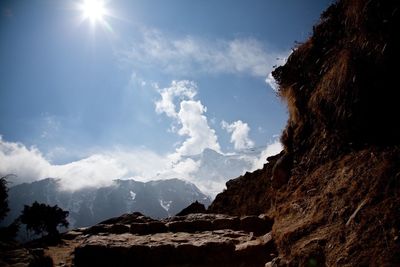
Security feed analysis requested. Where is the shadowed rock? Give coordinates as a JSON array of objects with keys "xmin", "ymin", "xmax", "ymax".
[
  {"xmin": 175, "ymin": 201, "xmax": 207, "ymax": 216},
  {"xmin": 72, "ymin": 213, "xmax": 276, "ymax": 267}
]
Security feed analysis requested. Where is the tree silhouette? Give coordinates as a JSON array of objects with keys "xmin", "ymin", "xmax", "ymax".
[
  {"xmin": 20, "ymin": 201, "xmax": 69, "ymax": 239},
  {"xmin": 0, "ymin": 175, "xmax": 20, "ymax": 241},
  {"xmin": 0, "ymin": 176, "xmax": 10, "ymax": 221}
]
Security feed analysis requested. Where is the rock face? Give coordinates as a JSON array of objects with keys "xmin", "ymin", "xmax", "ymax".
[
  {"xmin": 209, "ymin": 153, "xmax": 281, "ymax": 216},
  {"xmin": 211, "ymin": 0, "xmax": 400, "ymax": 266},
  {"xmin": 70, "ymin": 212, "xmax": 275, "ymax": 267}
]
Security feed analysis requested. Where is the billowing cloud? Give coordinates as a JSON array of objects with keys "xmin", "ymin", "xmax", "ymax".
[
  {"xmin": 0, "ymin": 136, "xmax": 169, "ymax": 191},
  {"xmin": 50, "ymin": 154, "xmax": 128, "ymax": 191},
  {"xmin": 155, "ymin": 81, "xmax": 220, "ymax": 157},
  {"xmin": 123, "ymin": 29, "xmax": 286, "ymax": 78},
  {"xmin": 176, "ymin": 100, "xmax": 220, "ymax": 156},
  {"xmin": 0, "ymin": 137, "xmax": 52, "ymax": 185},
  {"xmin": 155, "ymin": 80, "xmax": 197, "ymax": 118},
  {"xmin": 221, "ymin": 120, "xmax": 254, "ymax": 150}
]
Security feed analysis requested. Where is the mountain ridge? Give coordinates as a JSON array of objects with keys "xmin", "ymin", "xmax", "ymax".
[{"xmin": 3, "ymin": 177, "xmax": 211, "ymax": 230}]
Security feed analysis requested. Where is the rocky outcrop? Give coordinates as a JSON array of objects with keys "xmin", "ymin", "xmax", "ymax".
[
  {"xmin": 66, "ymin": 212, "xmax": 275, "ymax": 267},
  {"xmin": 211, "ymin": 0, "xmax": 400, "ymax": 266},
  {"xmin": 175, "ymin": 201, "xmax": 206, "ymax": 216},
  {"xmin": 208, "ymin": 153, "xmax": 280, "ymax": 216},
  {"xmin": 75, "ymin": 231, "xmax": 274, "ymax": 267}
]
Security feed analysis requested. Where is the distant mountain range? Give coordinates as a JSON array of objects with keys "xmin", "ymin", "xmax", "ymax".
[
  {"xmin": 1, "ymin": 147, "xmax": 266, "ymax": 231},
  {"xmin": 2, "ymin": 178, "xmax": 211, "ymax": 229}
]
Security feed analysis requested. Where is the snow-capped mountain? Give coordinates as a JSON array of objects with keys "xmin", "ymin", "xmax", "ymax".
[
  {"xmin": 2, "ymin": 178, "xmax": 211, "ymax": 229},
  {"xmin": 183, "ymin": 147, "xmax": 265, "ymax": 196},
  {"xmin": 189, "ymin": 148, "xmax": 258, "ymax": 181}
]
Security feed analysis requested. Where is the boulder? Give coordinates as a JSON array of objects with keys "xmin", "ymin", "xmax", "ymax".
[{"xmin": 175, "ymin": 201, "xmax": 207, "ymax": 216}]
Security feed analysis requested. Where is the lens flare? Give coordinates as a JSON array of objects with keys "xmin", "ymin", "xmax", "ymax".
[{"xmin": 80, "ymin": 0, "xmax": 106, "ymax": 24}]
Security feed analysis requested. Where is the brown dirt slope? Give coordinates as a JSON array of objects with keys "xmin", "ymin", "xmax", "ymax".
[{"xmin": 209, "ymin": 0, "xmax": 400, "ymax": 266}]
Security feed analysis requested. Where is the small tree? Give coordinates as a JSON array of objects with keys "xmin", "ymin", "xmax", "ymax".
[
  {"xmin": 0, "ymin": 176, "xmax": 10, "ymax": 221},
  {"xmin": 0, "ymin": 175, "xmax": 20, "ymax": 241},
  {"xmin": 20, "ymin": 201, "xmax": 69, "ymax": 239}
]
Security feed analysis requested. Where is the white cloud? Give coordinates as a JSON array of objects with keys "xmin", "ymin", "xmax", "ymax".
[
  {"xmin": 124, "ymin": 29, "xmax": 286, "ymax": 78},
  {"xmin": 155, "ymin": 81, "xmax": 220, "ymax": 157},
  {"xmin": 51, "ymin": 154, "xmax": 127, "ymax": 191},
  {"xmin": 155, "ymin": 80, "xmax": 197, "ymax": 118},
  {"xmin": 0, "ymin": 136, "xmax": 169, "ymax": 191},
  {"xmin": 221, "ymin": 120, "xmax": 254, "ymax": 150},
  {"xmin": 0, "ymin": 136, "xmax": 217, "ymax": 196},
  {"xmin": 176, "ymin": 100, "xmax": 220, "ymax": 156},
  {"xmin": 0, "ymin": 136, "xmax": 52, "ymax": 185},
  {"xmin": 251, "ymin": 139, "xmax": 283, "ymax": 171},
  {"xmin": 160, "ymin": 157, "xmax": 201, "ymax": 181},
  {"xmin": 0, "ymin": 135, "xmax": 283, "ymax": 198}
]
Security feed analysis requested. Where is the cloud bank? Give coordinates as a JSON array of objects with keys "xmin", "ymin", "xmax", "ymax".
[
  {"xmin": 0, "ymin": 136, "xmax": 281, "ymax": 196},
  {"xmin": 0, "ymin": 136, "xmax": 168, "ymax": 191}
]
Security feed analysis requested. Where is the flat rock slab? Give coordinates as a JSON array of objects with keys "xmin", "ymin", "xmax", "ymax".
[{"xmin": 74, "ymin": 230, "xmax": 275, "ymax": 267}]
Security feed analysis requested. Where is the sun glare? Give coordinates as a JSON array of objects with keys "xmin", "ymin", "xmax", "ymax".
[{"xmin": 80, "ymin": 0, "xmax": 106, "ymax": 23}]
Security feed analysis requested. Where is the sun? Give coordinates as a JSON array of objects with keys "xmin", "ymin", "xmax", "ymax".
[{"xmin": 79, "ymin": 0, "xmax": 107, "ymax": 24}]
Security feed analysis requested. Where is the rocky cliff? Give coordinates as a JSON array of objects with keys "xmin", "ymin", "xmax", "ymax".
[{"xmin": 210, "ymin": 0, "xmax": 400, "ymax": 266}]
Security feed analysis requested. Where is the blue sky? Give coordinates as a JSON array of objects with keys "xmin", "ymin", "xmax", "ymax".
[{"xmin": 0, "ymin": 0, "xmax": 332, "ymax": 194}]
